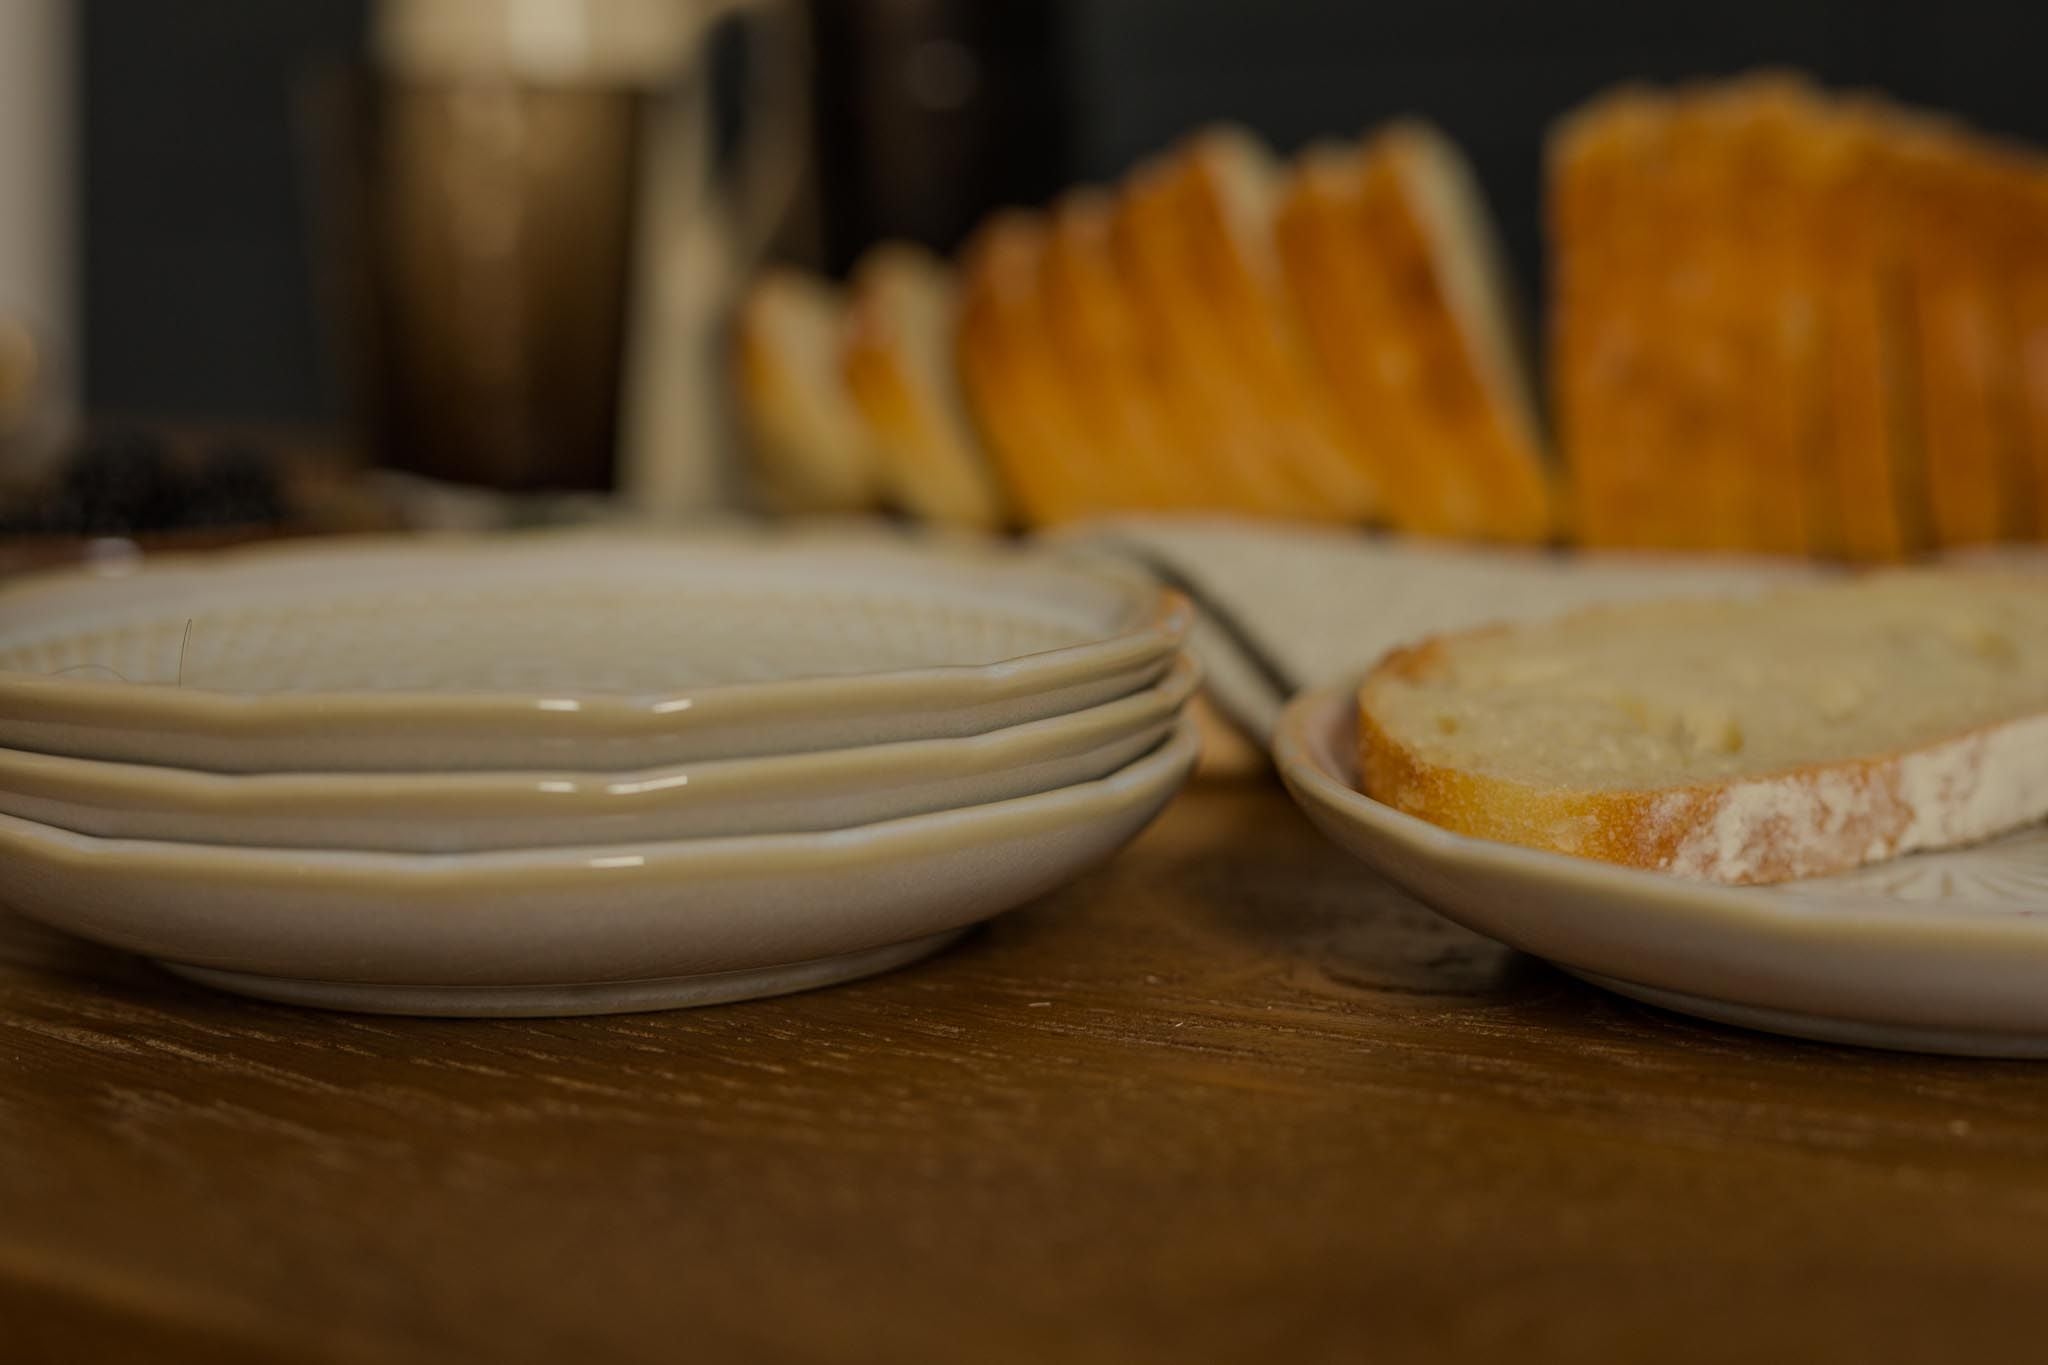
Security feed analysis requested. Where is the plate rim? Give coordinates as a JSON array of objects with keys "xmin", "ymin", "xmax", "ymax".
[
  {"xmin": 0, "ymin": 715, "xmax": 1202, "ymax": 888},
  {"xmin": 0, "ymin": 655, "xmax": 1200, "ymax": 823},
  {"xmin": 0, "ymin": 531, "xmax": 1192, "ymax": 735}
]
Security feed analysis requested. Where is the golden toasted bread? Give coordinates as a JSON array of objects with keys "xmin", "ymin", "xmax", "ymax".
[
  {"xmin": 1276, "ymin": 142, "xmax": 1444, "ymax": 530},
  {"xmin": 1039, "ymin": 189, "xmax": 1210, "ymax": 511},
  {"xmin": 1895, "ymin": 115, "xmax": 2027, "ymax": 547},
  {"xmin": 1722, "ymin": 76, "xmax": 1825, "ymax": 556},
  {"xmin": 1286, "ymin": 125, "xmax": 1551, "ymax": 542},
  {"xmin": 1360, "ymin": 120, "xmax": 1552, "ymax": 542},
  {"xmin": 842, "ymin": 243, "xmax": 1008, "ymax": 531},
  {"xmin": 1170, "ymin": 126, "xmax": 1384, "ymax": 521},
  {"xmin": 1813, "ymin": 97, "xmax": 1923, "ymax": 561},
  {"xmin": 1549, "ymin": 87, "xmax": 1665, "ymax": 548},
  {"xmin": 955, "ymin": 213, "xmax": 1111, "ymax": 526},
  {"xmin": 1281, "ymin": 135, "xmax": 1552, "ymax": 540},
  {"xmin": 1111, "ymin": 157, "xmax": 1321, "ymax": 520},
  {"xmin": 2018, "ymin": 163, "xmax": 2048, "ymax": 537},
  {"xmin": 733, "ymin": 270, "xmax": 882, "ymax": 514}
]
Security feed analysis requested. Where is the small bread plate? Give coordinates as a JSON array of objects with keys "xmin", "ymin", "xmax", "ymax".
[
  {"xmin": 0, "ymin": 655, "xmax": 1198, "ymax": 852},
  {"xmin": 1275, "ymin": 685, "xmax": 2048, "ymax": 1057},
  {"xmin": 0, "ymin": 719, "xmax": 1198, "ymax": 1017},
  {"xmin": 0, "ymin": 532, "xmax": 1190, "ymax": 771}
]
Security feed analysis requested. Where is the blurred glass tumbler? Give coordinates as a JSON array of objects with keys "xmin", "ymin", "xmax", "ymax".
[{"xmin": 314, "ymin": 0, "xmax": 804, "ymax": 496}]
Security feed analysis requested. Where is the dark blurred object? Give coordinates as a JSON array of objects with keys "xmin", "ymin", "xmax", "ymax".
[
  {"xmin": 75, "ymin": 0, "xmax": 2048, "ymax": 432},
  {"xmin": 81, "ymin": 1, "xmax": 363, "ymax": 425},
  {"xmin": 0, "ymin": 423, "xmax": 405, "ymax": 578},
  {"xmin": 40, "ymin": 430, "xmax": 190, "ymax": 536},
  {"xmin": 315, "ymin": 76, "xmax": 642, "ymax": 492},
  {"xmin": 305, "ymin": 0, "xmax": 807, "ymax": 501},
  {"xmin": 805, "ymin": 0, "xmax": 1072, "ymax": 274},
  {"xmin": 4, "ymin": 427, "xmax": 284, "ymax": 538}
]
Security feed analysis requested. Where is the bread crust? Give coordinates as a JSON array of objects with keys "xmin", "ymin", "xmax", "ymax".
[
  {"xmin": 1550, "ymin": 88, "xmax": 1673, "ymax": 548},
  {"xmin": 1814, "ymin": 100, "xmax": 1922, "ymax": 561},
  {"xmin": 1172, "ymin": 127, "xmax": 1383, "ymax": 521},
  {"xmin": 2001, "ymin": 156, "xmax": 2048, "ymax": 539},
  {"xmin": 1548, "ymin": 76, "xmax": 2044, "ymax": 562},
  {"xmin": 1896, "ymin": 120, "xmax": 2026, "ymax": 547},
  {"xmin": 2015, "ymin": 170, "xmax": 2048, "ymax": 544},
  {"xmin": 1367, "ymin": 122, "xmax": 1553, "ymax": 543},
  {"xmin": 733, "ymin": 271, "xmax": 879, "ymax": 513},
  {"xmin": 841, "ymin": 245, "xmax": 1008, "ymax": 530},
  {"xmin": 955, "ymin": 214, "xmax": 1112, "ymax": 526},
  {"xmin": 1039, "ymin": 189, "xmax": 1211, "ymax": 512},
  {"xmin": 1726, "ymin": 78, "xmax": 1822, "ymax": 557},
  {"xmin": 1110, "ymin": 159, "xmax": 1318, "ymax": 520},
  {"xmin": 1357, "ymin": 593, "xmax": 2048, "ymax": 885},
  {"xmin": 1276, "ymin": 144, "xmax": 1449, "ymax": 532}
]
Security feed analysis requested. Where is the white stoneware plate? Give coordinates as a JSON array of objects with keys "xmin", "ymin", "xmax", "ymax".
[
  {"xmin": 0, "ymin": 655, "xmax": 1198, "ymax": 851},
  {"xmin": 0, "ymin": 720, "xmax": 1199, "ymax": 1016},
  {"xmin": 0, "ymin": 532, "xmax": 1190, "ymax": 771},
  {"xmin": 1275, "ymin": 685, "xmax": 2048, "ymax": 1057}
]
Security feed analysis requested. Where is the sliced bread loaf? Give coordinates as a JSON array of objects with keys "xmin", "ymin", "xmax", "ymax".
[
  {"xmin": 1040, "ymin": 188, "xmax": 1212, "ymax": 511},
  {"xmin": 1895, "ymin": 117, "xmax": 2030, "ymax": 548},
  {"xmin": 1171, "ymin": 125, "xmax": 1384, "ymax": 521},
  {"xmin": 841, "ymin": 243, "xmax": 1009, "ymax": 531},
  {"xmin": 956, "ymin": 211, "xmax": 1119, "ymax": 526},
  {"xmin": 1277, "ymin": 142, "xmax": 1463, "ymax": 534},
  {"xmin": 1366, "ymin": 121, "xmax": 1553, "ymax": 544},
  {"xmin": 1358, "ymin": 571, "xmax": 2048, "ymax": 883},
  {"xmin": 1280, "ymin": 125, "xmax": 1552, "ymax": 542},
  {"xmin": 1812, "ymin": 97, "xmax": 1924, "ymax": 562},
  {"xmin": 1110, "ymin": 157, "xmax": 1318, "ymax": 520},
  {"xmin": 734, "ymin": 270, "xmax": 882, "ymax": 514},
  {"xmin": 2021, "ymin": 166, "xmax": 2048, "ymax": 538},
  {"xmin": 1548, "ymin": 86, "xmax": 1674, "ymax": 549}
]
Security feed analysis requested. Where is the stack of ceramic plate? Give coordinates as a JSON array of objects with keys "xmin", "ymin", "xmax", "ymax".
[{"xmin": 0, "ymin": 533, "xmax": 1199, "ymax": 1016}]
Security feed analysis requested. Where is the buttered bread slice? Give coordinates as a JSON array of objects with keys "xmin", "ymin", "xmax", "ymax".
[{"xmin": 1358, "ymin": 572, "xmax": 2048, "ymax": 884}]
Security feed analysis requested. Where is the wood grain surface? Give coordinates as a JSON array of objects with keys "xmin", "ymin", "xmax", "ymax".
[{"xmin": 4, "ymin": 781, "xmax": 2048, "ymax": 1364}]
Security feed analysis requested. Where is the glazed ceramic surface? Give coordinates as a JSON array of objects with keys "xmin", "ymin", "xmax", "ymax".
[
  {"xmin": 1275, "ymin": 686, "xmax": 2048, "ymax": 1056},
  {"xmin": 0, "ymin": 656, "xmax": 1197, "ymax": 851},
  {"xmin": 0, "ymin": 532, "xmax": 1189, "ymax": 771},
  {"xmin": 0, "ymin": 720, "xmax": 1199, "ymax": 1016}
]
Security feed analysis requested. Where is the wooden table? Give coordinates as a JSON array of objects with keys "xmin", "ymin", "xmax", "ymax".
[{"xmin": 5, "ymin": 780, "xmax": 2047, "ymax": 1364}]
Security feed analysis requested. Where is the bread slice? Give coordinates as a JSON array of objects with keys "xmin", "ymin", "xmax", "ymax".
[
  {"xmin": 1552, "ymin": 77, "xmax": 1992, "ymax": 561},
  {"xmin": 1363, "ymin": 121, "xmax": 1553, "ymax": 543},
  {"xmin": 1812, "ymin": 97, "xmax": 1923, "ymax": 561},
  {"xmin": 1276, "ymin": 142, "xmax": 1453, "ymax": 530},
  {"xmin": 1896, "ymin": 116, "xmax": 2028, "ymax": 548},
  {"xmin": 1110, "ymin": 156, "xmax": 1321, "ymax": 520},
  {"xmin": 2019, "ymin": 162, "xmax": 2048, "ymax": 538},
  {"xmin": 1634, "ymin": 84, "xmax": 1772, "ymax": 553},
  {"xmin": 1040, "ymin": 188, "xmax": 1214, "ymax": 511},
  {"xmin": 1357, "ymin": 571, "xmax": 2048, "ymax": 884},
  {"xmin": 1170, "ymin": 125, "xmax": 1384, "ymax": 521},
  {"xmin": 1983, "ymin": 142, "xmax": 2048, "ymax": 541},
  {"xmin": 955, "ymin": 212, "xmax": 1118, "ymax": 526},
  {"xmin": 1722, "ymin": 76, "xmax": 1826, "ymax": 557},
  {"xmin": 1549, "ymin": 86, "xmax": 1677, "ymax": 548},
  {"xmin": 841, "ymin": 243, "xmax": 1009, "ymax": 531},
  {"xmin": 1283, "ymin": 124, "xmax": 1552, "ymax": 541},
  {"xmin": 733, "ymin": 270, "xmax": 883, "ymax": 513}
]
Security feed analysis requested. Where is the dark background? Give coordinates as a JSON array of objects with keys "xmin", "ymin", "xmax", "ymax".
[{"xmin": 80, "ymin": 0, "xmax": 2048, "ymax": 428}]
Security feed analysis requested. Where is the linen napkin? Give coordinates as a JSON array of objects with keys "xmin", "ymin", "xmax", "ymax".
[{"xmin": 1055, "ymin": 517, "xmax": 1822, "ymax": 744}]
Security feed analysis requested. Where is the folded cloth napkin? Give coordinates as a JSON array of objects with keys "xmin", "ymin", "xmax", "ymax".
[
  {"xmin": 329, "ymin": 492, "xmax": 2043, "ymax": 749},
  {"xmin": 1054, "ymin": 518, "xmax": 1822, "ymax": 744}
]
